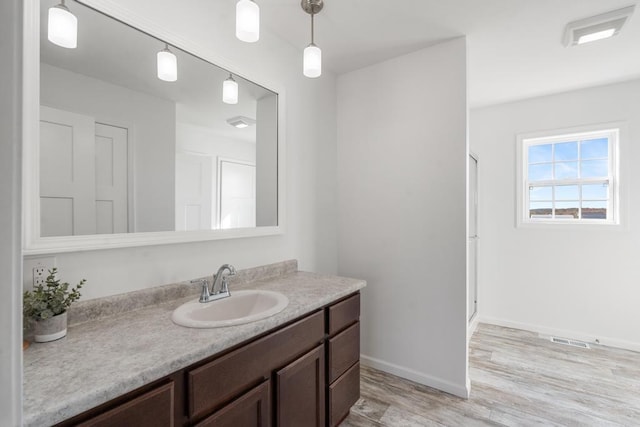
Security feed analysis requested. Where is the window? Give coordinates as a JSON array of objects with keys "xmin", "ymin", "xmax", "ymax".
[{"xmin": 519, "ymin": 127, "xmax": 619, "ymax": 225}]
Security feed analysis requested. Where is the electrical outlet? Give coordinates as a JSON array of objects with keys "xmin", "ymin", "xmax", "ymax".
[
  {"xmin": 33, "ymin": 266, "xmax": 48, "ymax": 287},
  {"xmin": 24, "ymin": 256, "xmax": 56, "ymax": 289}
]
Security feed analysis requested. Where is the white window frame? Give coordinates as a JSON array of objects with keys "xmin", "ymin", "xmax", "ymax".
[{"xmin": 516, "ymin": 124, "xmax": 623, "ymax": 228}]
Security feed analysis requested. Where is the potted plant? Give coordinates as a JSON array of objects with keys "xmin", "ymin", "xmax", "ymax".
[{"xmin": 23, "ymin": 268, "xmax": 86, "ymax": 343}]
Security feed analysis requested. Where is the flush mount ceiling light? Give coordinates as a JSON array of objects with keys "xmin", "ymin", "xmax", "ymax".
[
  {"xmin": 48, "ymin": 0, "xmax": 78, "ymax": 49},
  {"xmin": 236, "ymin": 0, "xmax": 260, "ymax": 43},
  {"xmin": 227, "ymin": 116, "xmax": 256, "ymax": 128},
  {"xmin": 223, "ymin": 74, "xmax": 239, "ymax": 104},
  {"xmin": 563, "ymin": 5, "xmax": 635, "ymax": 46},
  {"xmin": 301, "ymin": 0, "xmax": 323, "ymax": 78},
  {"xmin": 157, "ymin": 44, "xmax": 178, "ymax": 82}
]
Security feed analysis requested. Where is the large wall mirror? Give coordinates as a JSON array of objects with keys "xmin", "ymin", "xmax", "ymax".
[{"xmin": 24, "ymin": 0, "xmax": 284, "ymax": 254}]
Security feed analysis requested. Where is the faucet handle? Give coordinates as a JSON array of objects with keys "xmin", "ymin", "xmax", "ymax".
[{"xmin": 191, "ymin": 279, "xmax": 211, "ymax": 303}]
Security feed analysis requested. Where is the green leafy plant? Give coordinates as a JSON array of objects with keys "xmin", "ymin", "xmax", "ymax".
[{"xmin": 23, "ymin": 268, "xmax": 86, "ymax": 321}]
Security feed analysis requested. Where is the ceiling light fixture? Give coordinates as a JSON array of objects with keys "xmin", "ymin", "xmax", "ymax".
[
  {"xmin": 301, "ymin": 0, "xmax": 323, "ymax": 78},
  {"xmin": 227, "ymin": 116, "xmax": 256, "ymax": 128},
  {"xmin": 236, "ymin": 0, "xmax": 260, "ymax": 43},
  {"xmin": 48, "ymin": 0, "xmax": 78, "ymax": 49},
  {"xmin": 563, "ymin": 5, "xmax": 635, "ymax": 46},
  {"xmin": 223, "ymin": 74, "xmax": 239, "ymax": 104},
  {"xmin": 157, "ymin": 44, "xmax": 178, "ymax": 82}
]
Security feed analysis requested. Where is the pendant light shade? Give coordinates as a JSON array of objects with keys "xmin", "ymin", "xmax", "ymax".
[
  {"xmin": 157, "ymin": 45, "xmax": 177, "ymax": 82},
  {"xmin": 301, "ymin": 0, "xmax": 323, "ymax": 78},
  {"xmin": 303, "ymin": 44, "xmax": 322, "ymax": 78},
  {"xmin": 223, "ymin": 74, "xmax": 239, "ymax": 104},
  {"xmin": 48, "ymin": 1, "xmax": 78, "ymax": 49},
  {"xmin": 236, "ymin": 0, "xmax": 260, "ymax": 43}
]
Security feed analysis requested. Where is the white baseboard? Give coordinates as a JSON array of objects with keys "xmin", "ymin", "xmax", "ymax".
[
  {"xmin": 360, "ymin": 354, "xmax": 470, "ymax": 399},
  {"xmin": 479, "ymin": 316, "xmax": 640, "ymax": 353},
  {"xmin": 468, "ymin": 315, "xmax": 479, "ymax": 341}
]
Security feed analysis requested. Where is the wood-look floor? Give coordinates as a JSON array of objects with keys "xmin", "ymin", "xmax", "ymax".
[{"xmin": 341, "ymin": 323, "xmax": 640, "ymax": 426}]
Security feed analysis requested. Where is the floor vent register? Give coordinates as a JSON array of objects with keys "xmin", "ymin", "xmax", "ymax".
[{"xmin": 550, "ymin": 336, "xmax": 590, "ymax": 349}]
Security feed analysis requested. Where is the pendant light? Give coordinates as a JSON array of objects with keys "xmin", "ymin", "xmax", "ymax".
[
  {"xmin": 48, "ymin": 0, "xmax": 78, "ymax": 49},
  {"xmin": 223, "ymin": 74, "xmax": 239, "ymax": 104},
  {"xmin": 157, "ymin": 44, "xmax": 177, "ymax": 82},
  {"xmin": 301, "ymin": 0, "xmax": 323, "ymax": 78},
  {"xmin": 236, "ymin": 0, "xmax": 260, "ymax": 43}
]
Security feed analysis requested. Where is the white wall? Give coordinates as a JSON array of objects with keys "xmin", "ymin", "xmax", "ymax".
[
  {"xmin": 0, "ymin": 0, "xmax": 22, "ymax": 424},
  {"xmin": 256, "ymin": 94, "xmax": 278, "ymax": 227},
  {"xmin": 40, "ymin": 63, "xmax": 176, "ymax": 232},
  {"xmin": 472, "ymin": 79, "xmax": 640, "ymax": 351},
  {"xmin": 24, "ymin": 0, "xmax": 339, "ymax": 301},
  {"xmin": 176, "ymin": 122, "xmax": 255, "ymax": 162},
  {"xmin": 337, "ymin": 38, "xmax": 469, "ymax": 397}
]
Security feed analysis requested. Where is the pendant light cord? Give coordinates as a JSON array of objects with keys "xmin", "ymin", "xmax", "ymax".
[{"xmin": 311, "ymin": 12, "xmax": 315, "ymax": 45}]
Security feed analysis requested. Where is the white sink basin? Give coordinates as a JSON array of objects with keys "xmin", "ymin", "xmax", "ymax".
[{"xmin": 171, "ymin": 290, "xmax": 289, "ymax": 328}]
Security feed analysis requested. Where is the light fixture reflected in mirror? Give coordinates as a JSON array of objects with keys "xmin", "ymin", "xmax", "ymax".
[
  {"xmin": 223, "ymin": 74, "xmax": 239, "ymax": 104},
  {"xmin": 48, "ymin": 0, "xmax": 78, "ymax": 49},
  {"xmin": 227, "ymin": 116, "xmax": 256, "ymax": 128},
  {"xmin": 157, "ymin": 44, "xmax": 177, "ymax": 82},
  {"xmin": 301, "ymin": 0, "xmax": 323, "ymax": 78},
  {"xmin": 236, "ymin": 0, "xmax": 260, "ymax": 43}
]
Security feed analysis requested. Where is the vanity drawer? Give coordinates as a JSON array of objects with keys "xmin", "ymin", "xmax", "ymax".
[
  {"xmin": 188, "ymin": 310, "xmax": 324, "ymax": 420},
  {"xmin": 327, "ymin": 293, "xmax": 360, "ymax": 336},
  {"xmin": 328, "ymin": 322, "xmax": 360, "ymax": 383},
  {"xmin": 328, "ymin": 362, "xmax": 360, "ymax": 427},
  {"xmin": 76, "ymin": 382, "xmax": 174, "ymax": 427}
]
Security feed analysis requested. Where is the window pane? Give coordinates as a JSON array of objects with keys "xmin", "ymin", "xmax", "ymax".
[
  {"xmin": 581, "ymin": 159, "xmax": 608, "ymax": 178},
  {"xmin": 530, "ymin": 202, "xmax": 552, "ymax": 218},
  {"xmin": 528, "ymin": 144, "xmax": 552, "ymax": 163},
  {"xmin": 582, "ymin": 183, "xmax": 608, "ymax": 200},
  {"xmin": 581, "ymin": 138, "xmax": 608, "ymax": 159},
  {"xmin": 554, "ymin": 142, "xmax": 578, "ymax": 161},
  {"xmin": 529, "ymin": 163, "xmax": 552, "ymax": 181},
  {"xmin": 529, "ymin": 186, "xmax": 552, "ymax": 201},
  {"xmin": 554, "ymin": 162, "xmax": 578, "ymax": 179},
  {"xmin": 555, "ymin": 185, "xmax": 578, "ymax": 200},
  {"xmin": 555, "ymin": 201, "xmax": 579, "ymax": 219},
  {"xmin": 582, "ymin": 200, "xmax": 607, "ymax": 219}
]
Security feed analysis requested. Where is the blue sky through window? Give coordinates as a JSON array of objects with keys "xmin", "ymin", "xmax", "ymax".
[{"xmin": 524, "ymin": 133, "xmax": 613, "ymax": 221}]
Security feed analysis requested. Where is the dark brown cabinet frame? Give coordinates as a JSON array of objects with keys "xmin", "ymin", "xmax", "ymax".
[{"xmin": 56, "ymin": 292, "xmax": 361, "ymax": 427}]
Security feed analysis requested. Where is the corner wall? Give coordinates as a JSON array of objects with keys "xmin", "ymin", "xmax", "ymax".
[
  {"xmin": 337, "ymin": 38, "xmax": 469, "ymax": 396},
  {"xmin": 0, "ymin": 0, "xmax": 23, "ymax": 424},
  {"xmin": 471, "ymin": 79, "xmax": 640, "ymax": 350}
]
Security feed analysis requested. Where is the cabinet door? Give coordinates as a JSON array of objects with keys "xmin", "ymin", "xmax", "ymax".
[
  {"xmin": 75, "ymin": 382, "xmax": 174, "ymax": 427},
  {"xmin": 275, "ymin": 345, "xmax": 325, "ymax": 427},
  {"xmin": 195, "ymin": 380, "xmax": 270, "ymax": 427}
]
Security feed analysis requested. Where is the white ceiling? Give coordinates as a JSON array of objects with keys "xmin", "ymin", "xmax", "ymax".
[{"xmin": 260, "ymin": 0, "xmax": 640, "ymax": 108}]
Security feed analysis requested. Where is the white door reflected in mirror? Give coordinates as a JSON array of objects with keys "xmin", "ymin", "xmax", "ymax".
[
  {"xmin": 218, "ymin": 159, "xmax": 256, "ymax": 229},
  {"xmin": 40, "ymin": 106, "xmax": 129, "ymax": 237}
]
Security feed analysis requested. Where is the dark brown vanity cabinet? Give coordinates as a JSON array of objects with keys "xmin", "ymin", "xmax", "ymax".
[
  {"xmin": 56, "ymin": 292, "xmax": 360, "ymax": 427},
  {"xmin": 326, "ymin": 294, "xmax": 361, "ymax": 427}
]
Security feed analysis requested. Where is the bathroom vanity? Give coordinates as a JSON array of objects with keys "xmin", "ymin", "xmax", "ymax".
[{"xmin": 22, "ymin": 261, "xmax": 365, "ymax": 427}]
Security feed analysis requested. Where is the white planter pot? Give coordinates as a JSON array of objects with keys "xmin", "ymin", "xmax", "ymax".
[{"xmin": 34, "ymin": 312, "xmax": 67, "ymax": 342}]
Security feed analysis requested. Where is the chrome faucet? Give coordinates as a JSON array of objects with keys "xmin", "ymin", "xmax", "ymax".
[{"xmin": 192, "ymin": 264, "xmax": 237, "ymax": 303}]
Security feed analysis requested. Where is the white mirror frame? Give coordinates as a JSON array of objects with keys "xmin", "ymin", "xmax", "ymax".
[{"xmin": 22, "ymin": 0, "xmax": 286, "ymax": 255}]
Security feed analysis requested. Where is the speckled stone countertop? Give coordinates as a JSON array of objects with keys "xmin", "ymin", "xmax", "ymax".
[{"xmin": 23, "ymin": 260, "xmax": 366, "ymax": 427}]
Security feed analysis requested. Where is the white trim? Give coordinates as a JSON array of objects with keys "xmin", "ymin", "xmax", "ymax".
[
  {"xmin": 360, "ymin": 354, "xmax": 470, "ymax": 399},
  {"xmin": 468, "ymin": 314, "xmax": 479, "ymax": 341},
  {"xmin": 479, "ymin": 316, "xmax": 640, "ymax": 353},
  {"xmin": 516, "ymin": 122, "xmax": 627, "ymax": 229},
  {"xmin": 22, "ymin": 0, "xmax": 287, "ymax": 255}
]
